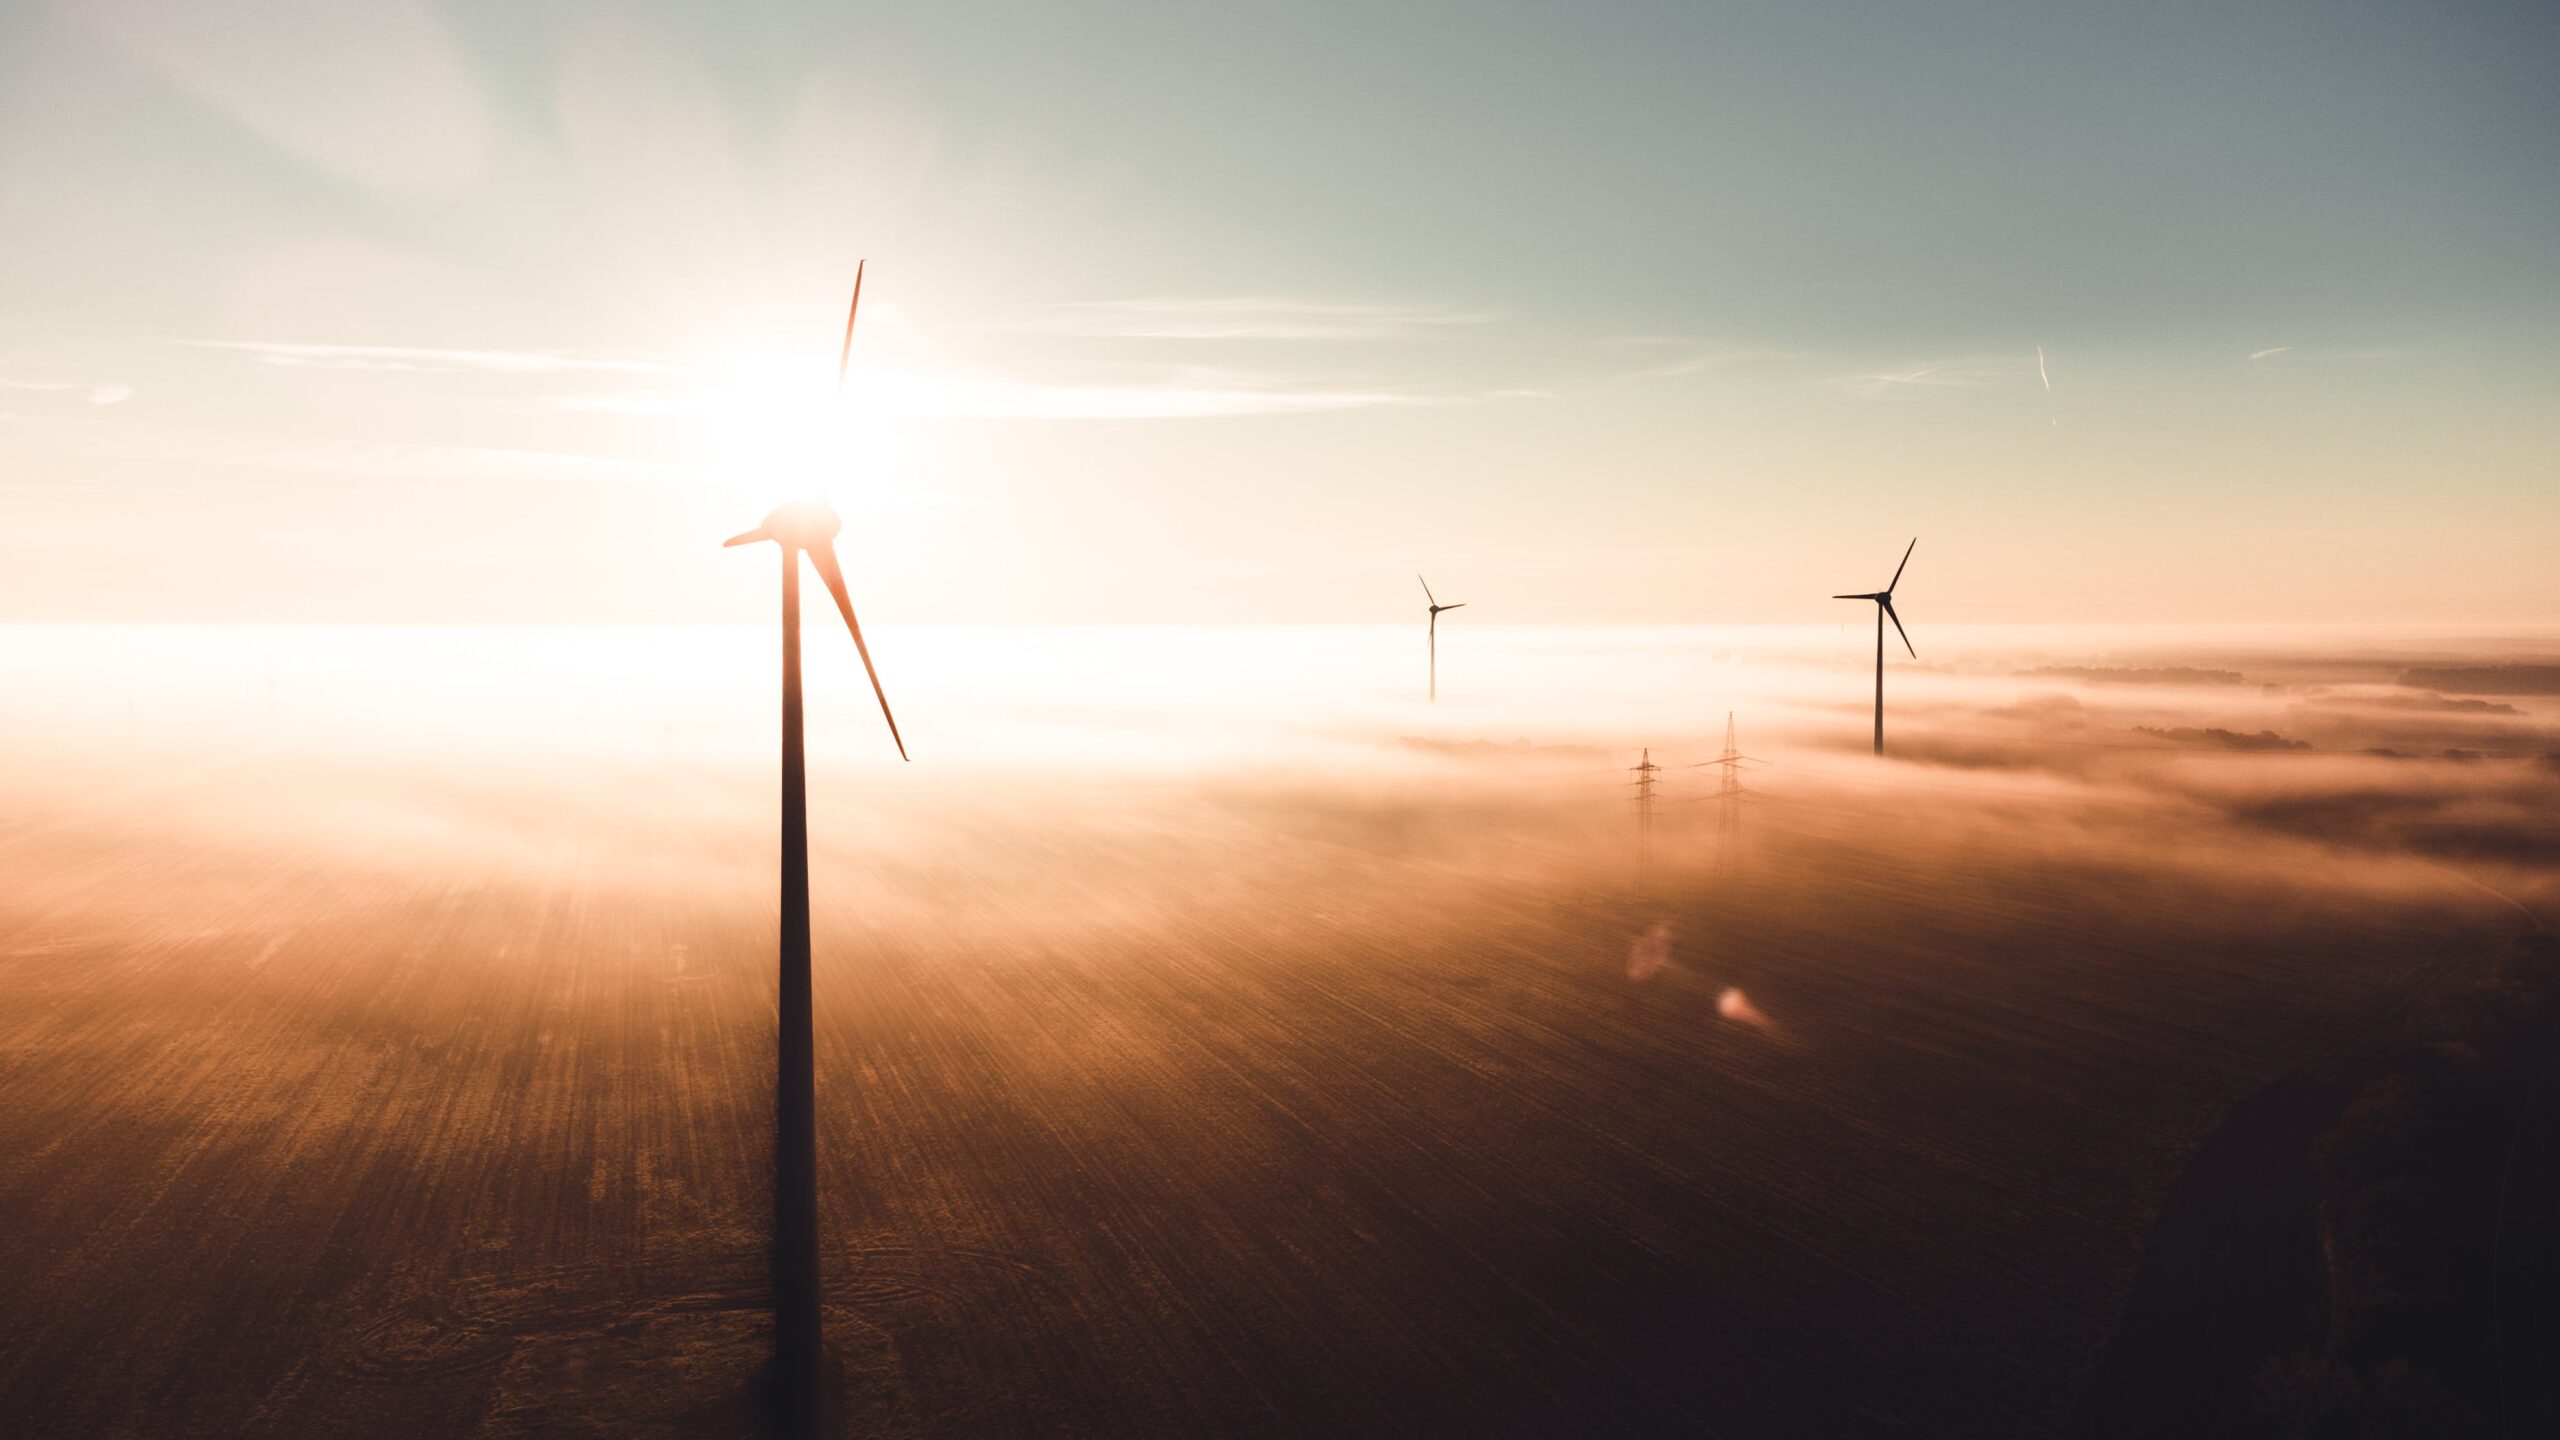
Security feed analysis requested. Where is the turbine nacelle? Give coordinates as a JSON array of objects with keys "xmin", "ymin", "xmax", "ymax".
[
  {"xmin": 721, "ymin": 256, "xmax": 906, "ymax": 765},
  {"xmin": 1835, "ymin": 538, "xmax": 1919, "ymax": 757},
  {"xmin": 1417, "ymin": 574, "xmax": 1464, "ymax": 703},
  {"xmin": 724, "ymin": 499, "xmax": 844, "ymax": 551},
  {"xmin": 1831, "ymin": 538, "xmax": 1917, "ymax": 659},
  {"xmin": 1418, "ymin": 574, "xmax": 1466, "ymax": 615}
]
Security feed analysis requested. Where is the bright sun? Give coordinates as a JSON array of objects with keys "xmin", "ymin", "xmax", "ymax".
[{"xmin": 689, "ymin": 348, "xmax": 919, "ymax": 515}]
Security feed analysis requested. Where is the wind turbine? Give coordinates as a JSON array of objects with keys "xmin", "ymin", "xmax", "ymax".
[
  {"xmin": 1833, "ymin": 538, "xmax": 1916, "ymax": 756},
  {"xmin": 723, "ymin": 260, "xmax": 906, "ymax": 1440},
  {"xmin": 1419, "ymin": 575, "xmax": 1465, "ymax": 702}
]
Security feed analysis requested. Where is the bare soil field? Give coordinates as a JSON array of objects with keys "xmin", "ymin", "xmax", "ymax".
[{"xmin": 3, "ymin": 626, "xmax": 2551, "ymax": 1436}]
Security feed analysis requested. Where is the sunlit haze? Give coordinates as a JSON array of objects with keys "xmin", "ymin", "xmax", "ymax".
[
  {"xmin": 7, "ymin": 6, "xmax": 2560, "ymax": 1438},
  {"xmin": 5, "ymin": 1, "xmax": 2557, "ymax": 624}
]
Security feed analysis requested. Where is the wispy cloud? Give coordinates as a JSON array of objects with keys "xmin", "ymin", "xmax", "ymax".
[
  {"xmin": 2035, "ymin": 345, "xmax": 2051, "ymax": 393},
  {"xmin": 186, "ymin": 324, "xmax": 1530, "ymax": 425},
  {"xmin": 558, "ymin": 366, "xmax": 1467, "ymax": 422},
  {"xmin": 179, "ymin": 340, "xmax": 677, "ymax": 376},
  {"xmin": 1604, "ymin": 336, "xmax": 1808, "ymax": 381},
  {"xmin": 0, "ymin": 375, "xmax": 132, "ymax": 405},
  {"xmin": 2249, "ymin": 345, "xmax": 2386, "ymax": 362},
  {"xmin": 1833, "ymin": 356, "xmax": 2023, "ymax": 401},
  {"xmin": 884, "ymin": 372, "xmax": 1426, "ymax": 419},
  {"xmin": 1011, "ymin": 297, "xmax": 1495, "ymax": 341},
  {"xmin": 221, "ymin": 441, "xmax": 688, "ymax": 485},
  {"xmin": 0, "ymin": 408, "xmax": 679, "ymax": 485}
]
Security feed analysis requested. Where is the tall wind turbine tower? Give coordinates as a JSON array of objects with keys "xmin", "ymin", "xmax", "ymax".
[
  {"xmin": 1418, "ymin": 575, "xmax": 1465, "ymax": 702},
  {"xmin": 724, "ymin": 261, "xmax": 907, "ymax": 1440},
  {"xmin": 1833, "ymin": 538, "xmax": 1917, "ymax": 755}
]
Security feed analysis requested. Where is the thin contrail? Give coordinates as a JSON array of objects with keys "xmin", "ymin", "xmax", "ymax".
[
  {"xmin": 2249, "ymin": 346, "xmax": 2293, "ymax": 361},
  {"xmin": 2035, "ymin": 345, "xmax": 2050, "ymax": 393}
]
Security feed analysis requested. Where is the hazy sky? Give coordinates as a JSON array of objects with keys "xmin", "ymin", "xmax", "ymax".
[{"xmin": 4, "ymin": 1, "xmax": 2555, "ymax": 625}]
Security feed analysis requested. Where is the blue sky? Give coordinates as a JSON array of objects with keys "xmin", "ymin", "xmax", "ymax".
[{"xmin": 4, "ymin": 1, "xmax": 2555, "ymax": 624}]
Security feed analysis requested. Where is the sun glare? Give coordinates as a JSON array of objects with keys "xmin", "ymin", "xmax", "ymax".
[{"xmin": 688, "ymin": 348, "xmax": 918, "ymax": 514}]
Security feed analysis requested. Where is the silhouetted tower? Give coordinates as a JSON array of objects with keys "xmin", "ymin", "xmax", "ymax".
[
  {"xmin": 1712, "ymin": 713, "xmax": 1744, "ymax": 877},
  {"xmin": 1418, "ymin": 575, "xmax": 1465, "ymax": 703},
  {"xmin": 1630, "ymin": 747, "xmax": 1662, "ymax": 897},
  {"xmin": 724, "ymin": 263, "xmax": 908, "ymax": 1440},
  {"xmin": 1832, "ymin": 538, "xmax": 1917, "ymax": 755},
  {"xmin": 1686, "ymin": 713, "xmax": 1760, "ymax": 882}
]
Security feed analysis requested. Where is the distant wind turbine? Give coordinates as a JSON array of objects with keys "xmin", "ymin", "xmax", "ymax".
[
  {"xmin": 1419, "ymin": 575, "xmax": 1465, "ymax": 702},
  {"xmin": 723, "ymin": 260, "xmax": 906, "ymax": 1440},
  {"xmin": 1833, "ymin": 538, "xmax": 1917, "ymax": 756}
]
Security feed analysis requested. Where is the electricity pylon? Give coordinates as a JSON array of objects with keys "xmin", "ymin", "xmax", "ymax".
[
  {"xmin": 1629, "ymin": 747, "xmax": 1662, "ymax": 898},
  {"xmin": 1688, "ymin": 713, "xmax": 1760, "ymax": 881},
  {"xmin": 1711, "ymin": 713, "xmax": 1745, "ymax": 878}
]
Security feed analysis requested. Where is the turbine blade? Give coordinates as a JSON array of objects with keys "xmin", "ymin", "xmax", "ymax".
[
  {"xmin": 1417, "ymin": 574, "xmax": 1437, "ymax": 606},
  {"xmin": 1883, "ymin": 597, "xmax": 1915, "ymax": 658},
  {"xmin": 1441, "ymin": 603, "xmax": 1465, "ymax": 612},
  {"xmin": 807, "ymin": 542, "xmax": 908, "ymax": 761},
  {"xmin": 724, "ymin": 527, "xmax": 772, "ymax": 548},
  {"xmin": 836, "ymin": 260, "xmax": 866, "ymax": 395},
  {"xmin": 1887, "ymin": 536, "xmax": 1916, "ymax": 593},
  {"xmin": 1833, "ymin": 592, "xmax": 1880, "ymax": 600}
]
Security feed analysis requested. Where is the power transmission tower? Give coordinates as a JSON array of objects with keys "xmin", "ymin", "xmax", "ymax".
[
  {"xmin": 1714, "ymin": 713, "xmax": 1743, "ymax": 877},
  {"xmin": 1629, "ymin": 747, "xmax": 1662, "ymax": 898},
  {"xmin": 1690, "ymin": 712, "xmax": 1759, "ymax": 881}
]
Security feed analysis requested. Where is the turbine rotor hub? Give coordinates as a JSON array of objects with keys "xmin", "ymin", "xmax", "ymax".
[{"xmin": 760, "ymin": 500, "xmax": 843, "ymax": 548}]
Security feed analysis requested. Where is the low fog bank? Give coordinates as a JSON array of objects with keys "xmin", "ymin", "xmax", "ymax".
[
  {"xmin": 5, "ymin": 623, "xmax": 2556, "ymax": 1440},
  {"xmin": 3, "ymin": 623, "xmax": 2554, "ymax": 940}
]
